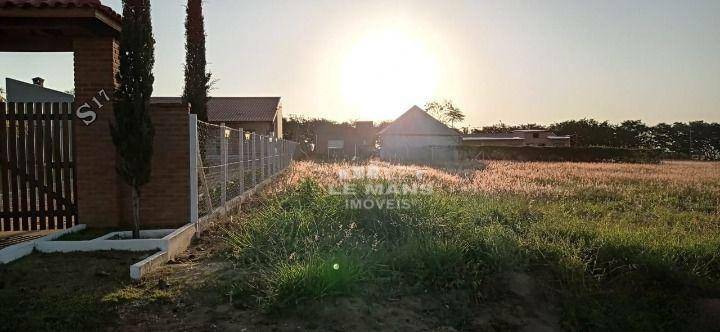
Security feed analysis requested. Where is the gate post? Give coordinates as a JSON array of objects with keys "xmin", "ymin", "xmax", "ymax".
[
  {"xmin": 189, "ymin": 114, "xmax": 198, "ymax": 224},
  {"xmin": 73, "ymin": 37, "xmax": 121, "ymax": 227},
  {"xmin": 251, "ymin": 133, "xmax": 257, "ymax": 186},
  {"xmin": 238, "ymin": 128, "xmax": 244, "ymax": 195},
  {"xmin": 220, "ymin": 123, "xmax": 228, "ymax": 207},
  {"xmin": 260, "ymin": 135, "xmax": 265, "ymax": 180}
]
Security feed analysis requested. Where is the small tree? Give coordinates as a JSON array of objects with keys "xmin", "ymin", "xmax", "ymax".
[
  {"xmin": 424, "ymin": 101, "xmax": 447, "ymax": 123},
  {"xmin": 424, "ymin": 99, "xmax": 465, "ymax": 128},
  {"xmin": 111, "ymin": 0, "xmax": 156, "ymax": 239},
  {"xmin": 183, "ymin": 0, "xmax": 212, "ymax": 121},
  {"xmin": 445, "ymin": 103, "xmax": 465, "ymax": 128}
]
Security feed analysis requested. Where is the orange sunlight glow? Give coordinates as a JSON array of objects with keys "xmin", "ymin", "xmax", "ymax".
[{"xmin": 340, "ymin": 29, "xmax": 439, "ymax": 121}]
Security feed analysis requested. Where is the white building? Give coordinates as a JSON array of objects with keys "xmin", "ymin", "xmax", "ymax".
[{"xmin": 379, "ymin": 105, "xmax": 461, "ymax": 162}]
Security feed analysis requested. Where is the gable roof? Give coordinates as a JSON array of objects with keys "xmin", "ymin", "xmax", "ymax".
[
  {"xmin": 150, "ymin": 97, "xmax": 281, "ymax": 123},
  {"xmin": 379, "ymin": 105, "xmax": 460, "ymax": 137},
  {"xmin": 206, "ymin": 97, "xmax": 280, "ymax": 122},
  {"xmin": 5, "ymin": 77, "xmax": 74, "ymax": 102}
]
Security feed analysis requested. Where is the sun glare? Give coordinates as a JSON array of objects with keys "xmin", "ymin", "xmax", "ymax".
[{"xmin": 341, "ymin": 29, "xmax": 439, "ymax": 121}]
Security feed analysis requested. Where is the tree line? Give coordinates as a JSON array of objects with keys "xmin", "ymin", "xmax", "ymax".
[
  {"xmin": 284, "ymin": 115, "xmax": 720, "ymax": 160},
  {"xmin": 469, "ymin": 119, "xmax": 720, "ymax": 159}
]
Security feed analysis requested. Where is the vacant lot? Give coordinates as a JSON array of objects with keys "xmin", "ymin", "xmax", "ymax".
[{"xmin": 2, "ymin": 160, "xmax": 719, "ymax": 331}]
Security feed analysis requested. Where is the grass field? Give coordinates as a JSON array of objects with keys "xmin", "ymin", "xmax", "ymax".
[
  {"xmin": 222, "ymin": 160, "xmax": 720, "ymax": 330},
  {"xmin": 1, "ymin": 160, "xmax": 718, "ymax": 331}
]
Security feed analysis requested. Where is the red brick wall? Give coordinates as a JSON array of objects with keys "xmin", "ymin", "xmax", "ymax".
[
  {"xmin": 73, "ymin": 37, "xmax": 121, "ymax": 227},
  {"xmin": 118, "ymin": 102, "xmax": 191, "ymax": 228},
  {"xmin": 73, "ymin": 36, "xmax": 191, "ymax": 228}
]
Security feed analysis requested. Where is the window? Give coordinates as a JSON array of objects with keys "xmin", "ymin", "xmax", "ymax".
[{"xmin": 533, "ymin": 133, "xmax": 539, "ymax": 138}]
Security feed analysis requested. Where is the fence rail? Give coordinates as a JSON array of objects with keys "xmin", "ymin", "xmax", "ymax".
[{"xmin": 189, "ymin": 116, "xmax": 297, "ymax": 222}]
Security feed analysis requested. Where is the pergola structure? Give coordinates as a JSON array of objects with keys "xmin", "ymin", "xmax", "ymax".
[
  {"xmin": 0, "ymin": 0, "xmax": 120, "ymax": 52},
  {"xmin": 0, "ymin": 0, "xmax": 123, "ymax": 227}
]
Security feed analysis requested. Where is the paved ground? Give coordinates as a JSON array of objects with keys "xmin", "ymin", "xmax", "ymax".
[{"xmin": 0, "ymin": 230, "xmax": 56, "ymax": 249}]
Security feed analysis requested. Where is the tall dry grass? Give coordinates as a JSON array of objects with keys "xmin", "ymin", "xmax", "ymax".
[
  {"xmin": 226, "ymin": 159, "xmax": 720, "ymax": 329},
  {"xmin": 275, "ymin": 160, "xmax": 720, "ymax": 199}
]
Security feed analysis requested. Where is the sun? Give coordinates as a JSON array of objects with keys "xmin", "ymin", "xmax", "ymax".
[{"xmin": 341, "ymin": 29, "xmax": 439, "ymax": 121}]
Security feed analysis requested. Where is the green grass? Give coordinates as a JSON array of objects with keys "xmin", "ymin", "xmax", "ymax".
[{"xmin": 223, "ymin": 175, "xmax": 720, "ymax": 330}]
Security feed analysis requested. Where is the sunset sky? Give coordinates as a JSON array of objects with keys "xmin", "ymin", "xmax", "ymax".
[{"xmin": 1, "ymin": 0, "xmax": 719, "ymax": 126}]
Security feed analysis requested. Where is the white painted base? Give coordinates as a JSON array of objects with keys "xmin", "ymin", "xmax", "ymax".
[
  {"xmin": 2, "ymin": 165, "xmax": 294, "ymax": 280},
  {"xmin": 0, "ymin": 224, "xmax": 87, "ymax": 264},
  {"xmin": 130, "ymin": 250, "xmax": 168, "ymax": 280}
]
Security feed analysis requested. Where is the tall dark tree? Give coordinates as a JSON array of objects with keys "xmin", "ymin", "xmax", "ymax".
[
  {"xmin": 111, "ymin": 0, "xmax": 156, "ymax": 239},
  {"xmin": 183, "ymin": 0, "xmax": 212, "ymax": 121}
]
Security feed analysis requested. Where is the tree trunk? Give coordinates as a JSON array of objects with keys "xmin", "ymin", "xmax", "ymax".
[{"xmin": 132, "ymin": 187, "xmax": 141, "ymax": 239}]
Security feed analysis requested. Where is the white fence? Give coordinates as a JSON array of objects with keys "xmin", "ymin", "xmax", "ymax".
[{"xmin": 188, "ymin": 115, "xmax": 297, "ymax": 223}]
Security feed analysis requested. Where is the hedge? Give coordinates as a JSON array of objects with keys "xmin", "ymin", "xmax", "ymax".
[{"xmin": 460, "ymin": 146, "xmax": 663, "ymax": 163}]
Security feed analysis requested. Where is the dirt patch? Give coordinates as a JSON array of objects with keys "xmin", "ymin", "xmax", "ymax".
[
  {"xmin": 0, "ymin": 250, "xmax": 156, "ymax": 331},
  {"xmin": 107, "ymin": 229, "xmax": 564, "ymax": 331},
  {"xmin": 690, "ymin": 298, "xmax": 720, "ymax": 331},
  {"xmin": 470, "ymin": 272, "xmax": 561, "ymax": 331}
]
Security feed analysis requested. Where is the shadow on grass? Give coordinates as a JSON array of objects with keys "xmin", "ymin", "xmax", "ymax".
[{"xmin": 0, "ymin": 251, "xmax": 158, "ymax": 331}]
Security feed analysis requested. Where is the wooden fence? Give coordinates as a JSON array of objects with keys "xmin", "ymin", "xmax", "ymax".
[{"xmin": 0, "ymin": 102, "xmax": 77, "ymax": 231}]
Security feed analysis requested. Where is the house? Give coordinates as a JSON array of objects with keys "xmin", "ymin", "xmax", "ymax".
[
  {"xmin": 463, "ymin": 129, "xmax": 571, "ymax": 147},
  {"xmin": 152, "ymin": 97, "xmax": 283, "ymax": 138},
  {"xmin": 315, "ymin": 121, "xmax": 377, "ymax": 159},
  {"xmin": 5, "ymin": 77, "xmax": 73, "ymax": 103},
  {"xmin": 379, "ymin": 105, "xmax": 461, "ymax": 162}
]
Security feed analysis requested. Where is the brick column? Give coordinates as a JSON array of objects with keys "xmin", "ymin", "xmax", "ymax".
[{"xmin": 73, "ymin": 37, "xmax": 121, "ymax": 227}]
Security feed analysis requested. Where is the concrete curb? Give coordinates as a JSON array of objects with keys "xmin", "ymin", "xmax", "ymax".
[
  {"xmin": 128, "ymin": 168, "xmax": 288, "ymax": 280},
  {"xmin": 0, "ymin": 224, "xmax": 87, "ymax": 264},
  {"xmin": 2, "ymin": 167, "xmax": 291, "ymax": 281},
  {"xmin": 36, "ymin": 229, "xmax": 174, "ymax": 253},
  {"xmin": 130, "ymin": 250, "xmax": 168, "ymax": 280}
]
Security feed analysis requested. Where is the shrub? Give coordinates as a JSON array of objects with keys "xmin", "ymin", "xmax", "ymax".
[{"xmin": 263, "ymin": 253, "xmax": 367, "ymax": 310}]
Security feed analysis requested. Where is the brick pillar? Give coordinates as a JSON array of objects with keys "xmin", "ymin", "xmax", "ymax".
[{"xmin": 73, "ymin": 37, "xmax": 121, "ymax": 227}]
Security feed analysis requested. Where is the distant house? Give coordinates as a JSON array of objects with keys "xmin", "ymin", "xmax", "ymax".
[
  {"xmin": 315, "ymin": 121, "xmax": 377, "ymax": 159},
  {"xmin": 152, "ymin": 97, "xmax": 283, "ymax": 138},
  {"xmin": 463, "ymin": 129, "xmax": 571, "ymax": 147},
  {"xmin": 379, "ymin": 105, "xmax": 461, "ymax": 162},
  {"xmin": 5, "ymin": 77, "xmax": 73, "ymax": 103}
]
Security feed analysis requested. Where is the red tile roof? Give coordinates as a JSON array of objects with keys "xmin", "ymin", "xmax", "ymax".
[
  {"xmin": 0, "ymin": 0, "xmax": 121, "ymax": 23},
  {"xmin": 151, "ymin": 97, "xmax": 281, "ymax": 123}
]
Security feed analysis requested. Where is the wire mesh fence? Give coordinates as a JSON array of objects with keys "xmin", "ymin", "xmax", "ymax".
[{"xmin": 195, "ymin": 119, "xmax": 297, "ymax": 217}]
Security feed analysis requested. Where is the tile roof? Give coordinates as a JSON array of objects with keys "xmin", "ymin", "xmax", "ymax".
[
  {"xmin": 207, "ymin": 97, "xmax": 280, "ymax": 122},
  {"xmin": 150, "ymin": 97, "xmax": 281, "ymax": 123},
  {"xmin": 0, "ymin": 0, "xmax": 121, "ymax": 23}
]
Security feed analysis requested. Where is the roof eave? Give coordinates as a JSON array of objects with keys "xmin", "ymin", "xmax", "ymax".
[{"xmin": 0, "ymin": 7, "xmax": 120, "ymax": 29}]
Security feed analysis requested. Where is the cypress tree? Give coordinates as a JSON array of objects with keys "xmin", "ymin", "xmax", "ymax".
[
  {"xmin": 183, "ymin": 0, "xmax": 212, "ymax": 121},
  {"xmin": 111, "ymin": 0, "xmax": 156, "ymax": 239}
]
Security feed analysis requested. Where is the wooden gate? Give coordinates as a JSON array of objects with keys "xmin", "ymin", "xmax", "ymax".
[{"xmin": 0, "ymin": 102, "xmax": 77, "ymax": 231}]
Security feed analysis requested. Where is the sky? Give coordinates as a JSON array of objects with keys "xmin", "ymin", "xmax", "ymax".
[{"xmin": 1, "ymin": 0, "xmax": 719, "ymax": 127}]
